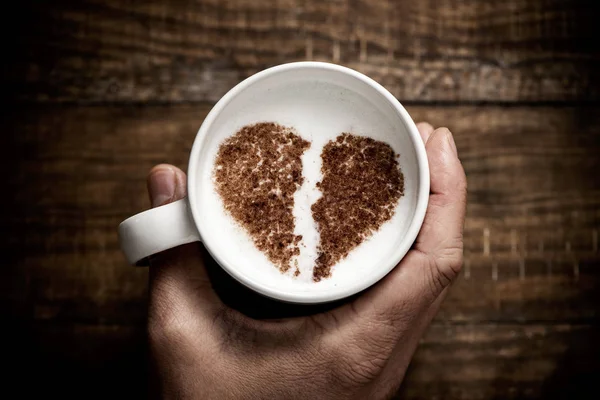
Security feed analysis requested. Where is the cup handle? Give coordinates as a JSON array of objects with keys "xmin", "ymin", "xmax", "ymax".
[{"xmin": 118, "ymin": 198, "xmax": 201, "ymax": 265}]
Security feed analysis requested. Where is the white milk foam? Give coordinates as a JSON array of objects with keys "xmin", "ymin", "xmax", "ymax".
[{"xmin": 197, "ymin": 77, "xmax": 420, "ymax": 295}]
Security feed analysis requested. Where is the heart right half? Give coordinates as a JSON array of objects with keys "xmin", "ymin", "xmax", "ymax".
[{"xmin": 311, "ymin": 134, "xmax": 405, "ymax": 281}]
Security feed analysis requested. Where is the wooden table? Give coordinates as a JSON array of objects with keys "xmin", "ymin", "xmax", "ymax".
[{"xmin": 2, "ymin": 1, "xmax": 599, "ymax": 398}]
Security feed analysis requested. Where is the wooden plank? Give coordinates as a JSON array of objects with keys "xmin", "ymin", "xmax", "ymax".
[
  {"xmin": 397, "ymin": 323, "xmax": 600, "ymax": 399},
  {"xmin": 8, "ymin": 322, "xmax": 599, "ymax": 399},
  {"xmin": 2, "ymin": 105, "xmax": 599, "ymax": 325},
  {"xmin": 6, "ymin": 0, "xmax": 599, "ymax": 103},
  {"xmin": 441, "ymin": 257, "xmax": 600, "ymax": 323}
]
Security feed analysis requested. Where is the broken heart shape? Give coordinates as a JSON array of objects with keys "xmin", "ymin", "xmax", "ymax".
[
  {"xmin": 312, "ymin": 134, "xmax": 405, "ymax": 281},
  {"xmin": 214, "ymin": 123, "xmax": 404, "ymax": 281}
]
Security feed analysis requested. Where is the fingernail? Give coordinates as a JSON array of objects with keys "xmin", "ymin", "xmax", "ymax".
[
  {"xmin": 149, "ymin": 167, "xmax": 176, "ymax": 207},
  {"xmin": 445, "ymin": 130, "xmax": 458, "ymax": 157}
]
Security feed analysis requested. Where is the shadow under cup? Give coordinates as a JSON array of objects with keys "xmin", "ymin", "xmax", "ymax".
[{"xmin": 188, "ymin": 62, "xmax": 429, "ymax": 304}]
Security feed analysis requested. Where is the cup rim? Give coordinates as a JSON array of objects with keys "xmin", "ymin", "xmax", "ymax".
[{"xmin": 188, "ymin": 61, "xmax": 430, "ymax": 304}]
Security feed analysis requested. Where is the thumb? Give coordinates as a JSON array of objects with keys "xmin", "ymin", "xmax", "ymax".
[
  {"xmin": 146, "ymin": 164, "xmax": 223, "ymax": 321},
  {"xmin": 147, "ymin": 164, "xmax": 187, "ymax": 208}
]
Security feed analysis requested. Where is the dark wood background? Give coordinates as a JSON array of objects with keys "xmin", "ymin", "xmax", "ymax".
[{"xmin": 2, "ymin": 0, "xmax": 599, "ymax": 398}]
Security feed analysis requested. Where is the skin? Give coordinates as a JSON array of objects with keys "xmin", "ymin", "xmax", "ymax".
[{"xmin": 145, "ymin": 123, "xmax": 467, "ymax": 399}]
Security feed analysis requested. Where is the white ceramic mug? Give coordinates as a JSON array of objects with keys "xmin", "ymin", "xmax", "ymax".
[{"xmin": 119, "ymin": 62, "xmax": 429, "ymax": 304}]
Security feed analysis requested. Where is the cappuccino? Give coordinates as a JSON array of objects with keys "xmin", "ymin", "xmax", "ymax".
[
  {"xmin": 197, "ymin": 79, "xmax": 419, "ymax": 293},
  {"xmin": 214, "ymin": 123, "xmax": 405, "ymax": 282}
]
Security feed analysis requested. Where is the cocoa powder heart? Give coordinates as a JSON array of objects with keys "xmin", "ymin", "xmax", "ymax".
[
  {"xmin": 214, "ymin": 124, "xmax": 404, "ymax": 281},
  {"xmin": 213, "ymin": 123, "xmax": 310, "ymax": 275},
  {"xmin": 311, "ymin": 134, "xmax": 405, "ymax": 281}
]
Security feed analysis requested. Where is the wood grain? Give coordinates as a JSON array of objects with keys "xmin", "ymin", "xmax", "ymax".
[
  {"xmin": 397, "ymin": 323, "xmax": 600, "ymax": 399},
  {"xmin": 2, "ymin": 104, "xmax": 599, "ymax": 326},
  {"xmin": 6, "ymin": 0, "xmax": 599, "ymax": 104},
  {"xmin": 5, "ymin": 1, "xmax": 599, "ymax": 398}
]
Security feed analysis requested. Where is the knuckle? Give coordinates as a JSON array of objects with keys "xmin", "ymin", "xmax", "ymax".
[
  {"xmin": 449, "ymin": 252, "xmax": 464, "ymax": 276},
  {"xmin": 427, "ymin": 258, "xmax": 448, "ymax": 297},
  {"xmin": 428, "ymin": 246, "xmax": 464, "ymax": 296},
  {"xmin": 337, "ymin": 347, "xmax": 389, "ymax": 388},
  {"xmin": 326, "ymin": 330, "xmax": 395, "ymax": 390},
  {"xmin": 344, "ymin": 358, "xmax": 386, "ymax": 386},
  {"xmin": 442, "ymin": 242, "xmax": 465, "ymax": 275},
  {"xmin": 436, "ymin": 126, "xmax": 451, "ymax": 135}
]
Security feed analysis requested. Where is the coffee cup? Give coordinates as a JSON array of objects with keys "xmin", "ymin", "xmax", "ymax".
[{"xmin": 118, "ymin": 62, "xmax": 429, "ymax": 304}]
